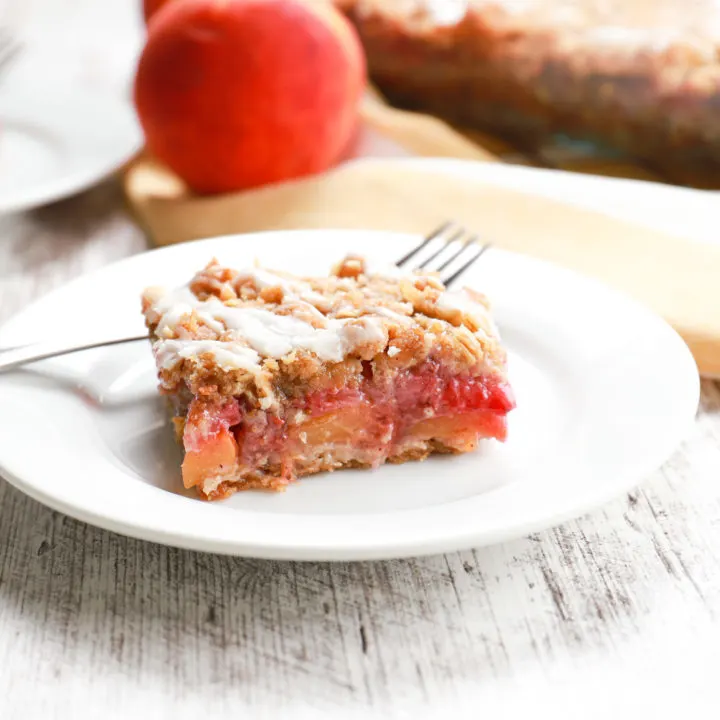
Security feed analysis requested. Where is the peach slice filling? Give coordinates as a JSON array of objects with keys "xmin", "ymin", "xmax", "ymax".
[
  {"xmin": 182, "ymin": 428, "xmax": 238, "ymax": 491},
  {"xmin": 181, "ymin": 363, "xmax": 515, "ymax": 494}
]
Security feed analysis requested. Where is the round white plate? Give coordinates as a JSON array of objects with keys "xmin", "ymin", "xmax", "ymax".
[
  {"xmin": 0, "ymin": 230, "xmax": 699, "ymax": 560},
  {"xmin": 0, "ymin": 79, "xmax": 142, "ymax": 214}
]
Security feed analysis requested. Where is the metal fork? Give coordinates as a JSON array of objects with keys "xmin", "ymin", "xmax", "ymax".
[
  {"xmin": 0, "ymin": 28, "xmax": 22, "ymax": 78},
  {"xmin": 397, "ymin": 221, "xmax": 489, "ymax": 286},
  {"xmin": 0, "ymin": 223, "xmax": 488, "ymax": 372}
]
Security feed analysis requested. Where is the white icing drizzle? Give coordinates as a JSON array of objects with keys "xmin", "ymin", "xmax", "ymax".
[
  {"xmin": 236, "ymin": 270, "xmax": 334, "ymax": 315},
  {"xmin": 237, "ymin": 268, "xmax": 297, "ymax": 291},
  {"xmin": 360, "ymin": 259, "xmax": 409, "ymax": 280},
  {"xmin": 438, "ymin": 289, "xmax": 500, "ymax": 339},
  {"xmin": 157, "ymin": 299, "xmax": 226, "ymax": 338},
  {"xmin": 210, "ymin": 306, "xmax": 386, "ymax": 362},
  {"xmin": 150, "ymin": 267, "xmax": 392, "ymax": 370},
  {"xmin": 369, "ymin": 305, "xmax": 414, "ymax": 323},
  {"xmin": 149, "ymin": 262, "xmax": 494, "ymax": 373},
  {"xmin": 436, "ymin": 289, "xmax": 478, "ymax": 314},
  {"xmin": 155, "ymin": 340, "xmax": 260, "ymax": 372}
]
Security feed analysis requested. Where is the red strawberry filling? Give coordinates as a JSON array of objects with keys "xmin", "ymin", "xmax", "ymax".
[{"xmin": 181, "ymin": 361, "xmax": 515, "ymax": 493}]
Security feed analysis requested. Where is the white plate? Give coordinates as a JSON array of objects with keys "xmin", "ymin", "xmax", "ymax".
[
  {"xmin": 0, "ymin": 230, "xmax": 699, "ymax": 560},
  {"xmin": 0, "ymin": 79, "xmax": 142, "ymax": 214}
]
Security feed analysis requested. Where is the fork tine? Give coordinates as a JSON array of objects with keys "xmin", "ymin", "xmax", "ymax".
[
  {"xmin": 442, "ymin": 243, "xmax": 491, "ymax": 287},
  {"xmin": 398, "ymin": 221, "xmax": 490, "ymax": 287},
  {"xmin": 415, "ymin": 227, "xmax": 465, "ymax": 270},
  {"xmin": 396, "ymin": 221, "xmax": 452, "ymax": 268},
  {"xmin": 435, "ymin": 233, "xmax": 478, "ymax": 273}
]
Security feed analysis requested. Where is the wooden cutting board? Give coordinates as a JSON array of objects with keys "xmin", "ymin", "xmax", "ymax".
[{"xmin": 126, "ymin": 158, "xmax": 719, "ymax": 377}]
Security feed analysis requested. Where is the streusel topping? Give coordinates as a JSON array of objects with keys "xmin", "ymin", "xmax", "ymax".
[{"xmin": 142, "ymin": 255, "xmax": 507, "ymax": 404}]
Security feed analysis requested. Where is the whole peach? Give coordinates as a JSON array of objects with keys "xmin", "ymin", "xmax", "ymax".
[
  {"xmin": 143, "ymin": 0, "xmax": 173, "ymax": 24},
  {"xmin": 134, "ymin": 0, "xmax": 366, "ymax": 194}
]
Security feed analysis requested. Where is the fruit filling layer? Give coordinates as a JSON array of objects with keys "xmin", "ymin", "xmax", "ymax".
[{"xmin": 181, "ymin": 361, "xmax": 515, "ymax": 499}]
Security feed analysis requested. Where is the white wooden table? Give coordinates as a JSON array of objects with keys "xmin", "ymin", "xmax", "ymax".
[
  {"xmin": 2, "ymin": 2, "xmax": 720, "ymax": 718},
  {"xmin": 1, "ymin": 180, "xmax": 720, "ymax": 720}
]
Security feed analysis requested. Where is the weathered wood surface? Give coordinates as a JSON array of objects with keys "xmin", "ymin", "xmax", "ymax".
[{"xmin": 1, "ymin": 181, "xmax": 720, "ymax": 720}]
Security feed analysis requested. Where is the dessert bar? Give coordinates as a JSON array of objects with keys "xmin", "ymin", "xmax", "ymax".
[{"xmin": 142, "ymin": 255, "xmax": 515, "ymax": 500}]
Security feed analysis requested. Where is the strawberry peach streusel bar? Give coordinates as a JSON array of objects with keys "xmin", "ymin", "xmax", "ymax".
[{"xmin": 142, "ymin": 255, "xmax": 515, "ymax": 500}]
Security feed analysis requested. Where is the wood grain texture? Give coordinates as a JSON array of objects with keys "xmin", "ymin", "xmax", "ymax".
[{"xmin": 2, "ymin": 180, "xmax": 720, "ymax": 720}]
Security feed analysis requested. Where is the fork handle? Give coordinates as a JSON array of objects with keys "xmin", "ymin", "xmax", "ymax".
[{"xmin": 0, "ymin": 335, "xmax": 148, "ymax": 373}]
